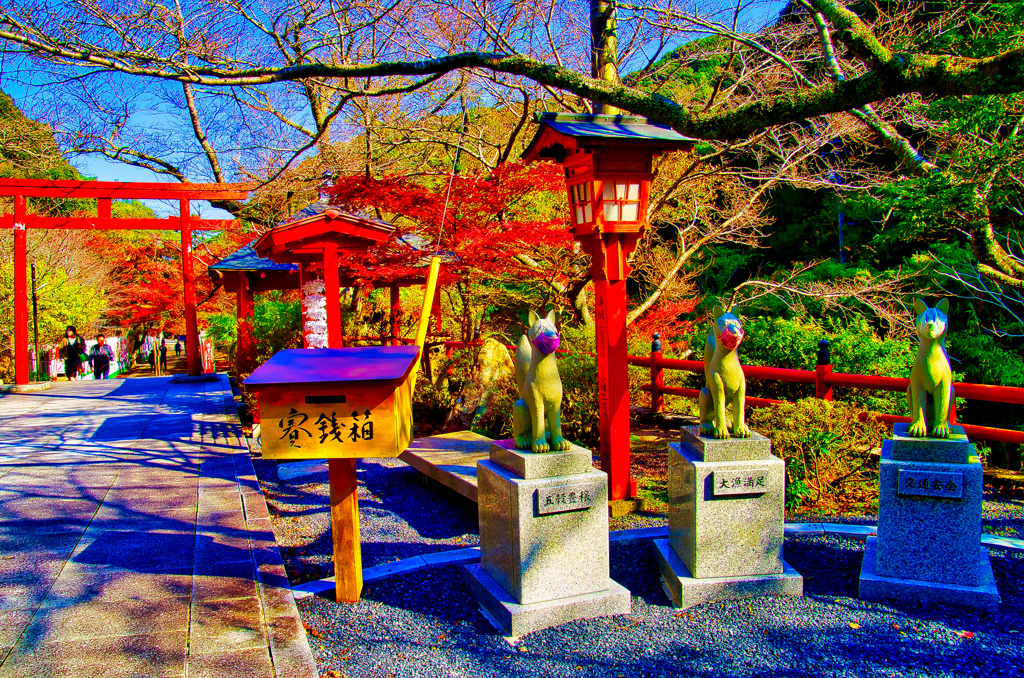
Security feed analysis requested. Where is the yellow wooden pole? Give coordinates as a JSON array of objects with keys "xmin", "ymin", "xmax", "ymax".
[
  {"xmin": 414, "ymin": 256, "xmax": 441, "ymax": 351},
  {"xmin": 410, "ymin": 256, "xmax": 442, "ymax": 390}
]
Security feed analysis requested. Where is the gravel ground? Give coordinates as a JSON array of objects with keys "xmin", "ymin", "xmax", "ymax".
[
  {"xmin": 251, "ymin": 445, "xmax": 1024, "ymax": 677},
  {"xmin": 298, "ymin": 537, "xmax": 1023, "ymax": 678}
]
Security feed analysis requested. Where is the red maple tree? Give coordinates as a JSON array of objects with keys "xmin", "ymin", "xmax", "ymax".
[{"xmin": 327, "ymin": 161, "xmax": 574, "ymax": 287}]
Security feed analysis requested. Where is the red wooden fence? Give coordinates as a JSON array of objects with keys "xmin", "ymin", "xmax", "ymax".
[
  {"xmin": 631, "ymin": 335, "xmax": 1024, "ymax": 445},
  {"xmin": 433, "ymin": 335, "xmax": 1024, "ymax": 444}
]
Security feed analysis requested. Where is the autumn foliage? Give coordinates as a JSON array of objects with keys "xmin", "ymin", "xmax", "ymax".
[{"xmin": 326, "ymin": 161, "xmax": 574, "ymax": 286}]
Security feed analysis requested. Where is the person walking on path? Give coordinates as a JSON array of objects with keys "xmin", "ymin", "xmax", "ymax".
[
  {"xmin": 57, "ymin": 326, "xmax": 87, "ymax": 381},
  {"xmin": 159, "ymin": 340, "xmax": 168, "ymax": 371},
  {"xmin": 88, "ymin": 334, "xmax": 115, "ymax": 379},
  {"xmin": 174, "ymin": 339, "xmax": 182, "ymax": 357}
]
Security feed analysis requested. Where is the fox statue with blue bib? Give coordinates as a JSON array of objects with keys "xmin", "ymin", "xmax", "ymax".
[
  {"xmin": 513, "ymin": 310, "xmax": 571, "ymax": 453},
  {"xmin": 907, "ymin": 298, "xmax": 954, "ymax": 438}
]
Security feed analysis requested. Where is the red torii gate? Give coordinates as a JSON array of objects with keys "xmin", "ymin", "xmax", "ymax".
[{"xmin": 1, "ymin": 179, "xmax": 249, "ymax": 383}]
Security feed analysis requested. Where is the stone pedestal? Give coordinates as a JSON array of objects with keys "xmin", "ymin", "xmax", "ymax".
[
  {"xmin": 653, "ymin": 427, "xmax": 802, "ymax": 609},
  {"xmin": 463, "ymin": 439, "xmax": 630, "ymax": 637},
  {"xmin": 858, "ymin": 424, "xmax": 1000, "ymax": 610}
]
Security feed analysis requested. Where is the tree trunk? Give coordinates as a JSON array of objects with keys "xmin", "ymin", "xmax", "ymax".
[{"xmin": 590, "ymin": 0, "xmax": 620, "ymax": 115}]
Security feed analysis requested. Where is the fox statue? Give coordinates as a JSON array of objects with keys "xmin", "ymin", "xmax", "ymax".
[
  {"xmin": 513, "ymin": 310, "xmax": 571, "ymax": 453},
  {"xmin": 699, "ymin": 305, "xmax": 751, "ymax": 439},
  {"xmin": 907, "ymin": 298, "xmax": 954, "ymax": 438}
]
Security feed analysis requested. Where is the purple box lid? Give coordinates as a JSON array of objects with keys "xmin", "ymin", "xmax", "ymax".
[{"xmin": 244, "ymin": 346, "xmax": 420, "ymax": 388}]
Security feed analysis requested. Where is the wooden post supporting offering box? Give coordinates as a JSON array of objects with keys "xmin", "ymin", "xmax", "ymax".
[{"xmin": 245, "ymin": 345, "xmax": 419, "ymax": 602}]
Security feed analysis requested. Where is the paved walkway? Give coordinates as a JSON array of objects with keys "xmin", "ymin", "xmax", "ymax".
[{"xmin": 0, "ymin": 376, "xmax": 317, "ymax": 677}]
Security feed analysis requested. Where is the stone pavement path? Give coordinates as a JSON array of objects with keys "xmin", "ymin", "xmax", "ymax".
[{"xmin": 0, "ymin": 376, "xmax": 317, "ymax": 678}]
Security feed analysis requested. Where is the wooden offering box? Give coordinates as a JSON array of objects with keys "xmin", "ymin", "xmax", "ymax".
[{"xmin": 245, "ymin": 346, "xmax": 419, "ymax": 460}]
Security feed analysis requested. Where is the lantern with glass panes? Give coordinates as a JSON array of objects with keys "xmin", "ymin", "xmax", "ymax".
[{"xmin": 525, "ymin": 113, "xmax": 694, "ymax": 239}]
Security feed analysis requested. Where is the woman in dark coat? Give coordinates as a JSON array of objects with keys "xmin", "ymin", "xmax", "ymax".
[{"xmin": 58, "ymin": 325, "xmax": 86, "ymax": 381}]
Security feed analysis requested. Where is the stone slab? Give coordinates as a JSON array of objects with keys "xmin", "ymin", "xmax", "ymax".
[
  {"xmin": 0, "ymin": 383, "xmax": 52, "ymax": 394},
  {"xmin": 823, "ymin": 524, "xmax": 876, "ymax": 541},
  {"xmin": 982, "ymin": 534, "xmax": 1024, "ymax": 553},
  {"xmin": 859, "ymin": 536, "xmax": 1000, "ymax": 611},
  {"xmin": 667, "ymin": 443, "xmax": 785, "ymax": 579},
  {"xmin": 488, "ymin": 439, "xmax": 593, "ymax": 480},
  {"xmin": 891, "ymin": 424, "xmax": 973, "ymax": 463},
  {"xmin": 462, "ymin": 564, "xmax": 630, "ymax": 638},
  {"xmin": 784, "ymin": 523, "xmax": 825, "ymax": 537},
  {"xmin": 679, "ymin": 426, "xmax": 772, "ymax": 462},
  {"xmin": 653, "ymin": 539, "xmax": 802, "ymax": 610},
  {"xmin": 875, "ymin": 443, "xmax": 983, "ymax": 586},
  {"xmin": 363, "ymin": 557, "xmax": 428, "ymax": 583},
  {"xmin": 398, "ymin": 431, "xmax": 491, "ymax": 502},
  {"xmin": 420, "ymin": 548, "xmax": 481, "ymax": 568},
  {"xmin": 478, "ymin": 460, "xmax": 609, "ymax": 605}
]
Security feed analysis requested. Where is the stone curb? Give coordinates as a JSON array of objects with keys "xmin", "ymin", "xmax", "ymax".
[{"xmin": 288, "ymin": 523, "xmax": 1024, "ymax": 600}]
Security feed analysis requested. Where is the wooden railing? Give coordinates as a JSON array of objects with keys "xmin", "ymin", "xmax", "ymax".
[{"xmin": 630, "ymin": 334, "xmax": 1024, "ymax": 444}]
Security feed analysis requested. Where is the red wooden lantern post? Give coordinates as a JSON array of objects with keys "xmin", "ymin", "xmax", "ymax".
[{"xmin": 523, "ymin": 113, "xmax": 695, "ymax": 503}]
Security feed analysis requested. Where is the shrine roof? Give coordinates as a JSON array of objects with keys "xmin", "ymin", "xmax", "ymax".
[
  {"xmin": 522, "ymin": 113, "xmax": 696, "ymax": 163},
  {"xmin": 244, "ymin": 346, "xmax": 420, "ymax": 388},
  {"xmin": 209, "ymin": 244, "xmax": 298, "ymax": 272},
  {"xmin": 282, "ymin": 198, "xmax": 390, "ymax": 229}
]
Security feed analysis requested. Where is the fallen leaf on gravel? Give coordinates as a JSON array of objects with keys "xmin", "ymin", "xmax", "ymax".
[
  {"xmin": 849, "ymin": 622, "xmax": 862, "ymax": 629},
  {"xmin": 960, "ymin": 631, "xmax": 975, "ymax": 639}
]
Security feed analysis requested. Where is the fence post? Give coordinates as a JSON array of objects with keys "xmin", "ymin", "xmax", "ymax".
[
  {"xmin": 815, "ymin": 339, "xmax": 833, "ymax": 401},
  {"xmin": 651, "ymin": 333, "xmax": 664, "ymax": 413}
]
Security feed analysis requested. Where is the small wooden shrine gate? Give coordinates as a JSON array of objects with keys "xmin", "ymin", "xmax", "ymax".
[{"xmin": 0, "ymin": 179, "xmax": 249, "ymax": 383}]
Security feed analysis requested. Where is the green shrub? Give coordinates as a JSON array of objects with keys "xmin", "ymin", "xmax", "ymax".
[
  {"xmin": 676, "ymin": 315, "xmax": 916, "ymax": 414},
  {"xmin": 748, "ymin": 399, "xmax": 887, "ymax": 514}
]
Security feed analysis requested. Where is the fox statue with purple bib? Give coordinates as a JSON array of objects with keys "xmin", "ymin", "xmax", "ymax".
[
  {"xmin": 513, "ymin": 310, "xmax": 571, "ymax": 453},
  {"xmin": 699, "ymin": 305, "xmax": 751, "ymax": 439},
  {"xmin": 907, "ymin": 298, "xmax": 954, "ymax": 438}
]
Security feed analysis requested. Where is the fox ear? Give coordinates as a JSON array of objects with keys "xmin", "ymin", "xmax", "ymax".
[
  {"xmin": 528, "ymin": 310, "xmax": 540, "ymax": 326},
  {"xmin": 936, "ymin": 298, "xmax": 949, "ymax": 315},
  {"xmin": 545, "ymin": 309, "xmax": 556, "ymax": 324},
  {"xmin": 712, "ymin": 305, "xmax": 725, "ymax": 319},
  {"xmin": 914, "ymin": 298, "xmax": 927, "ymax": 316},
  {"xmin": 729, "ymin": 305, "xmax": 740, "ymax": 317}
]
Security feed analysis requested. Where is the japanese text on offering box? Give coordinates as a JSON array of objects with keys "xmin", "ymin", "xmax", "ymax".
[
  {"xmin": 897, "ymin": 470, "xmax": 964, "ymax": 499},
  {"xmin": 712, "ymin": 468, "xmax": 769, "ymax": 496},
  {"xmin": 537, "ymin": 482, "xmax": 600, "ymax": 515}
]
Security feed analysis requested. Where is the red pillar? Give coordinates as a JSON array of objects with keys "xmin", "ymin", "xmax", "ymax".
[
  {"xmin": 594, "ymin": 278, "xmax": 633, "ymax": 500},
  {"xmin": 298, "ymin": 263, "xmax": 309, "ymax": 349},
  {"xmin": 323, "ymin": 242, "xmax": 342, "ymax": 348},
  {"xmin": 180, "ymin": 199, "xmax": 201, "ymax": 376},
  {"xmin": 433, "ymin": 286, "xmax": 442, "ymax": 333},
  {"xmin": 650, "ymin": 333, "xmax": 664, "ymax": 413},
  {"xmin": 13, "ymin": 196, "xmax": 28, "ymax": 385},
  {"xmin": 236, "ymin": 272, "xmax": 255, "ymax": 375},
  {"xmin": 582, "ymin": 233, "xmax": 640, "ymax": 502},
  {"xmin": 389, "ymin": 285, "xmax": 400, "ymax": 346}
]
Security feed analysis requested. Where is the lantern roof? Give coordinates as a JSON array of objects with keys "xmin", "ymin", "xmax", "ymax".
[{"xmin": 522, "ymin": 113, "xmax": 696, "ymax": 164}]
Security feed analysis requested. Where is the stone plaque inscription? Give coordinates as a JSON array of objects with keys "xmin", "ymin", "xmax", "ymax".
[
  {"xmin": 712, "ymin": 468, "xmax": 769, "ymax": 496},
  {"xmin": 537, "ymin": 482, "xmax": 599, "ymax": 515},
  {"xmin": 897, "ymin": 470, "xmax": 964, "ymax": 498}
]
